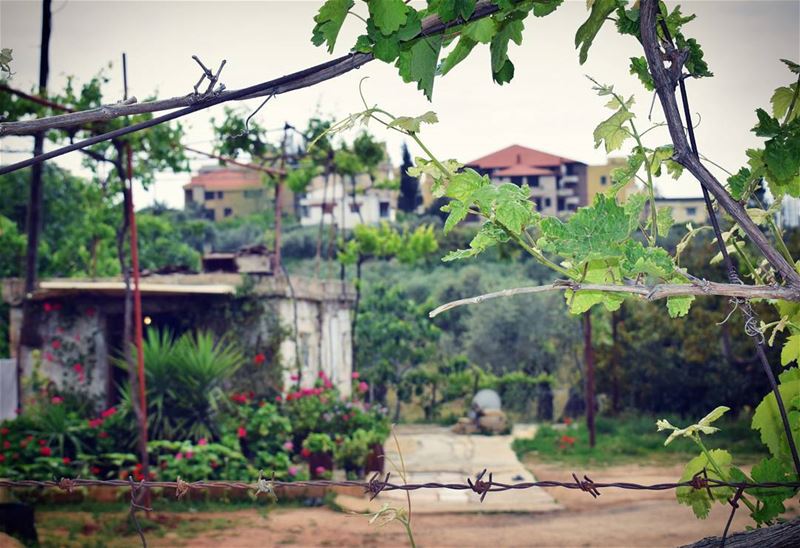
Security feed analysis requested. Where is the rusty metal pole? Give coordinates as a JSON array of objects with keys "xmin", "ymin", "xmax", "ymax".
[
  {"xmin": 123, "ymin": 53, "xmax": 149, "ymax": 489},
  {"xmin": 583, "ymin": 311, "xmax": 596, "ymax": 448}
]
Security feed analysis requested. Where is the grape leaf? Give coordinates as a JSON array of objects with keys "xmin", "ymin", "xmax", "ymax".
[
  {"xmin": 539, "ymin": 194, "xmax": 631, "ymax": 264},
  {"xmin": 649, "ymin": 145, "xmax": 674, "ymax": 176},
  {"xmin": 771, "ymin": 84, "xmax": 799, "ymax": 123},
  {"xmin": 594, "ymin": 108, "xmax": 634, "ymax": 153},
  {"xmin": 781, "ymin": 333, "xmax": 800, "ymax": 366},
  {"xmin": 462, "ymin": 18, "xmax": 496, "ymax": 43},
  {"xmin": 441, "ymin": 200, "xmax": 468, "ymax": 234},
  {"xmin": 654, "ymin": 206, "xmax": 674, "ymax": 236},
  {"xmin": 532, "ymin": 0, "xmax": 564, "ymax": 17},
  {"xmin": 752, "ymin": 371, "xmax": 800, "ymax": 464},
  {"xmin": 368, "ymin": 0, "xmax": 409, "ymax": 35},
  {"xmin": 610, "ymin": 150, "xmax": 645, "ymax": 195},
  {"xmin": 781, "ymin": 59, "xmax": 800, "ymax": 75},
  {"xmin": 445, "ymin": 168, "xmax": 488, "ymax": 202},
  {"xmin": 396, "ymin": 34, "xmax": 444, "ymax": 100},
  {"xmin": 492, "ymin": 59, "xmax": 515, "ymax": 85},
  {"xmin": 490, "ymin": 19, "xmax": 524, "ymax": 74},
  {"xmin": 441, "ymin": 36, "xmax": 477, "ymax": 75},
  {"xmin": 311, "ymin": 0, "xmax": 355, "ymax": 53},
  {"xmin": 629, "ymin": 56, "xmax": 654, "ymax": 90},
  {"xmin": 621, "ymin": 240, "xmax": 674, "ymax": 278},
  {"xmin": 431, "ymin": 0, "xmax": 476, "ymax": 22},
  {"xmin": 495, "ymin": 183, "xmax": 535, "ymax": 235},
  {"xmin": 565, "ymin": 261, "xmax": 624, "ymax": 314},
  {"xmin": 575, "ymin": 0, "xmax": 619, "ymax": 65},
  {"xmin": 727, "ymin": 167, "xmax": 752, "ymax": 200},
  {"xmin": 442, "ymin": 221, "xmax": 508, "ymax": 261},
  {"xmin": 676, "ymin": 449, "xmax": 733, "ymax": 519},
  {"xmin": 667, "ymin": 295, "xmax": 694, "ymax": 318},
  {"xmin": 373, "ymin": 35, "xmax": 401, "ymax": 62},
  {"xmin": 388, "ymin": 111, "xmax": 439, "ymax": 133}
]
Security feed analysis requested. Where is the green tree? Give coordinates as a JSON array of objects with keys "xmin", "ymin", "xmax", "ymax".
[{"xmin": 398, "ymin": 143, "xmax": 420, "ymax": 213}]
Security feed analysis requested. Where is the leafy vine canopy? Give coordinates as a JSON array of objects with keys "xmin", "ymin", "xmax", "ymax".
[
  {"xmin": 311, "ymin": 0, "xmax": 798, "ymax": 318},
  {"xmin": 309, "ymin": 0, "xmax": 800, "ymax": 526}
]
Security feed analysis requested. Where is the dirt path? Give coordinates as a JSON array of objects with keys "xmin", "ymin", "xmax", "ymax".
[{"xmin": 138, "ymin": 461, "xmax": 798, "ymax": 547}]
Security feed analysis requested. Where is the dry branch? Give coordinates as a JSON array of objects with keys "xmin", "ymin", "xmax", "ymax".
[
  {"xmin": 0, "ymin": 1, "xmax": 500, "ymax": 139},
  {"xmin": 428, "ymin": 280, "xmax": 800, "ymax": 318}
]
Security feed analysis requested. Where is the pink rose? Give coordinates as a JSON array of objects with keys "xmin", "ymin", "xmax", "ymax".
[
  {"xmin": 283, "ymin": 441, "xmax": 294, "ymax": 451},
  {"xmin": 357, "ymin": 381, "xmax": 368, "ymax": 394},
  {"xmin": 198, "ymin": 438, "xmax": 208, "ymax": 446},
  {"xmin": 315, "ymin": 466, "xmax": 327, "ymax": 475},
  {"xmin": 237, "ymin": 426, "xmax": 247, "ymax": 438},
  {"xmin": 185, "ymin": 451, "xmax": 194, "ymax": 459},
  {"xmin": 288, "ymin": 466, "xmax": 298, "ymax": 477},
  {"xmin": 351, "ymin": 372, "xmax": 360, "ymax": 379},
  {"xmin": 175, "ymin": 452, "xmax": 183, "ymax": 460},
  {"xmin": 51, "ymin": 396, "xmax": 63, "ymax": 404}
]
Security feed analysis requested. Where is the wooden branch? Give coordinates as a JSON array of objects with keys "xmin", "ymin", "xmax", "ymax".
[
  {"xmin": 639, "ymin": 0, "xmax": 800, "ymax": 287},
  {"xmin": 682, "ymin": 517, "xmax": 800, "ymax": 548},
  {"xmin": 0, "ymin": 1, "xmax": 499, "ymax": 138},
  {"xmin": 428, "ymin": 280, "xmax": 800, "ymax": 318}
]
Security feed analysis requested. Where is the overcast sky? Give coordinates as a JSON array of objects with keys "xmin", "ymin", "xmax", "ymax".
[{"xmin": 1, "ymin": 0, "xmax": 799, "ymax": 208}]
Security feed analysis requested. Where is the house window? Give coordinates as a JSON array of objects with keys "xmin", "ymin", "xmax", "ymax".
[
  {"xmin": 510, "ymin": 176, "xmax": 524, "ymax": 186},
  {"xmin": 184, "ymin": 190, "xmax": 194, "ymax": 204},
  {"xmin": 300, "ymin": 205, "xmax": 310, "ymax": 218},
  {"xmin": 224, "ymin": 208, "xmax": 233, "ymax": 217},
  {"xmin": 204, "ymin": 191, "xmax": 215, "ymax": 200},
  {"xmin": 217, "ymin": 191, "xmax": 224, "ymax": 199},
  {"xmin": 557, "ymin": 197, "xmax": 566, "ymax": 211},
  {"xmin": 349, "ymin": 202, "xmax": 361, "ymax": 213},
  {"xmin": 322, "ymin": 202, "xmax": 335, "ymax": 214},
  {"xmin": 544, "ymin": 198, "xmax": 552, "ymax": 208},
  {"xmin": 533, "ymin": 198, "xmax": 541, "ymax": 212},
  {"xmin": 600, "ymin": 175, "xmax": 608, "ymax": 186},
  {"xmin": 204, "ymin": 209, "xmax": 215, "ymax": 221},
  {"xmin": 686, "ymin": 207, "xmax": 697, "ymax": 216},
  {"xmin": 379, "ymin": 201, "xmax": 390, "ymax": 218},
  {"xmin": 529, "ymin": 176, "xmax": 539, "ymax": 188}
]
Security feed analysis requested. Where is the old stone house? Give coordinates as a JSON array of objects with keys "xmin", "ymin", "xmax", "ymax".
[{"xmin": 1, "ymin": 272, "xmax": 355, "ymax": 414}]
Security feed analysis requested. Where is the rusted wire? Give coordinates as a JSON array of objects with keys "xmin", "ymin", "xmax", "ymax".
[{"xmin": 3, "ymin": 473, "xmax": 797, "ymax": 548}]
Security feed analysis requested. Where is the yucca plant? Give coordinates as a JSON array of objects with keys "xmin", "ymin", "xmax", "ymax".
[{"xmin": 116, "ymin": 329, "xmax": 243, "ymax": 441}]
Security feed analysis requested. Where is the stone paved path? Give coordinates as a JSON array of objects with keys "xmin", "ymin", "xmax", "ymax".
[{"xmin": 336, "ymin": 424, "xmax": 562, "ymax": 514}]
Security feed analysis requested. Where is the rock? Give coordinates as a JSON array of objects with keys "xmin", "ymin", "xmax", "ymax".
[
  {"xmin": 478, "ymin": 409, "xmax": 509, "ymax": 435},
  {"xmin": 451, "ymin": 418, "xmax": 479, "ymax": 435}
]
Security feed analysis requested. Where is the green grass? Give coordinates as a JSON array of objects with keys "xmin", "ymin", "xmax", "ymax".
[{"xmin": 512, "ymin": 414, "xmax": 768, "ymax": 467}]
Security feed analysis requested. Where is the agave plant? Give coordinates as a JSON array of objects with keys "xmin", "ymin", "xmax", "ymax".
[{"xmin": 117, "ymin": 329, "xmax": 243, "ymax": 441}]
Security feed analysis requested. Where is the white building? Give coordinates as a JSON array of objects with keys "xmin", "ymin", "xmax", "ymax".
[
  {"xmin": 780, "ymin": 196, "xmax": 800, "ymax": 229},
  {"xmin": 298, "ymin": 177, "xmax": 397, "ymax": 227}
]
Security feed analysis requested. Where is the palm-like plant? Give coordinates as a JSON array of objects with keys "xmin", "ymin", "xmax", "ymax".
[{"xmin": 117, "ymin": 329, "xmax": 243, "ymax": 441}]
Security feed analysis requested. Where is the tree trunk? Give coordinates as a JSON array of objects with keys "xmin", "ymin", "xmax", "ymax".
[
  {"xmin": 583, "ymin": 311, "xmax": 596, "ymax": 448},
  {"xmin": 17, "ymin": 0, "xmax": 52, "ymax": 407},
  {"xmin": 610, "ymin": 309, "xmax": 620, "ymax": 414},
  {"xmin": 681, "ymin": 517, "xmax": 800, "ymax": 548}
]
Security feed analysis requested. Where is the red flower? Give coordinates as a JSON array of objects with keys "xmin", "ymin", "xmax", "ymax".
[
  {"xmin": 88, "ymin": 418, "xmax": 103, "ymax": 428},
  {"xmin": 351, "ymin": 371, "xmax": 360, "ymax": 380},
  {"xmin": 12, "ymin": 453, "xmax": 19, "ymax": 460},
  {"xmin": 51, "ymin": 396, "xmax": 63, "ymax": 404},
  {"xmin": 72, "ymin": 363, "xmax": 85, "ymax": 382},
  {"xmin": 301, "ymin": 447, "xmax": 311, "ymax": 458},
  {"xmin": 91, "ymin": 466, "xmax": 101, "ymax": 475},
  {"xmin": 98, "ymin": 431, "xmax": 109, "ymax": 439},
  {"xmin": 100, "ymin": 406, "xmax": 117, "ymax": 419},
  {"xmin": 85, "ymin": 307, "xmax": 96, "ymax": 317},
  {"xmin": 51, "ymin": 340, "xmax": 61, "ymax": 350},
  {"xmin": 62, "ymin": 457, "xmax": 71, "ymax": 464},
  {"xmin": 0, "ymin": 455, "xmax": 4, "ymax": 463},
  {"xmin": 2, "ymin": 441, "xmax": 9, "ymax": 449},
  {"xmin": 275, "ymin": 395, "xmax": 282, "ymax": 403},
  {"xmin": 210, "ymin": 460, "xmax": 218, "ymax": 469},
  {"xmin": 43, "ymin": 352, "xmax": 54, "ymax": 362},
  {"xmin": 43, "ymin": 302, "xmax": 53, "ymax": 312},
  {"xmin": 357, "ymin": 381, "xmax": 368, "ymax": 394},
  {"xmin": 563, "ymin": 417, "xmax": 573, "ymax": 426},
  {"xmin": 40, "ymin": 446, "xmax": 52, "ymax": 457},
  {"xmin": 237, "ymin": 426, "xmax": 247, "ymax": 438},
  {"xmin": 38, "ymin": 439, "xmax": 46, "ymax": 446},
  {"xmin": 1, "ymin": 427, "xmax": 9, "ymax": 435},
  {"xmin": 253, "ymin": 353, "xmax": 266, "ymax": 365}
]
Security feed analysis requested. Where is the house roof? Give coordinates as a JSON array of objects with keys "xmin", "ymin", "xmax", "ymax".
[
  {"xmin": 183, "ymin": 166, "xmax": 265, "ymax": 191},
  {"xmin": 493, "ymin": 165, "xmax": 555, "ymax": 177},
  {"xmin": 467, "ymin": 145, "xmax": 583, "ymax": 169}
]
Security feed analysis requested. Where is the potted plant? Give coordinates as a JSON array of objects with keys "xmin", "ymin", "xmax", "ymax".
[
  {"xmin": 334, "ymin": 429, "xmax": 370, "ymax": 479},
  {"xmin": 301, "ymin": 433, "xmax": 334, "ymax": 479}
]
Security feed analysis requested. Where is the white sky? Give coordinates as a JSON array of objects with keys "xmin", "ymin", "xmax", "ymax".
[{"xmin": 1, "ymin": 0, "xmax": 799, "ymax": 208}]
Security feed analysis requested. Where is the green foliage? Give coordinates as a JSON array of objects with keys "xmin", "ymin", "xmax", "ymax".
[
  {"xmin": 302, "ymin": 432, "xmax": 335, "ymax": 454},
  {"xmin": 119, "ymin": 329, "xmax": 244, "ymax": 441},
  {"xmin": 676, "ymin": 449, "xmax": 732, "ymax": 519},
  {"xmin": 575, "ymin": 0, "xmax": 620, "ymax": 65},
  {"xmin": 751, "ymin": 367, "xmax": 800, "ymax": 469},
  {"xmin": 0, "ymin": 215, "xmax": 25, "ymax": 277},
  {"xmin": 311, "ymin": 0, "xmax": 355, "ymax": 53}
]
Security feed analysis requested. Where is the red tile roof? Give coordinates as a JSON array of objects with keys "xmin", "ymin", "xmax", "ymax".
[
  {"xmin": 183, "ymin": 166, "xmax": 264, "ymax": 191},
  {"xmin": 493, "ymin": 165, "xmax": 555, "ymax": 177},
  {"xmin": 467, "ymin": 145, "xmax": 582, "ymax": 169}
]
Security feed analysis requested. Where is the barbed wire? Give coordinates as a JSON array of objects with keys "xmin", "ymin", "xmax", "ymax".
[{"xmin": 3, "ymin": 471, "xmax": 799, "ymax": 548}]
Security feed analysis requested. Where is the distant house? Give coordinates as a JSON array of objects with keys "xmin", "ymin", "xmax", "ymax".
[
  {"xmin": 465, "ymin": 145, "xmax": 589, "ymax": 215},
  {"xmin": 650, "ymin": 197, "xmax": 709, "ymax": 225},
  {"xmin": 298, "ymin": 170, "xmax": 397, "ymax": 228},
  {"xmin": 183, "ymin": 165, "xmax": 294, "ymax": 221}
]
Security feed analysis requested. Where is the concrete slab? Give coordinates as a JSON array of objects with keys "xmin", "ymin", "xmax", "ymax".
[{"xmin": 336, "ymin": 424, "xmax": 562, "ymax": 515}]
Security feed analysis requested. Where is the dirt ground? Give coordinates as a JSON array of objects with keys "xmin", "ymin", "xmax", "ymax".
[{"xmin": 25, "ymin": 461, "xmax": 791, "ymax": 548}]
